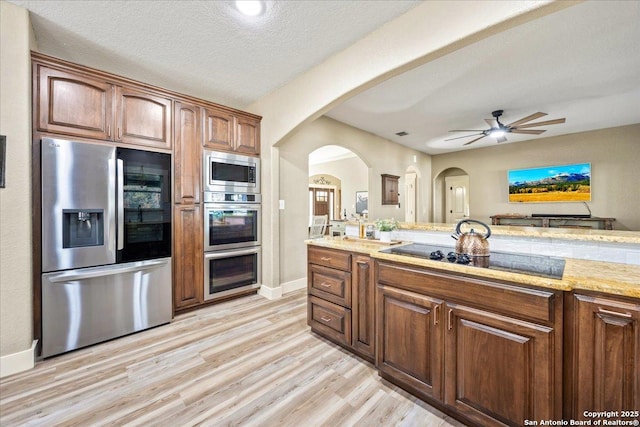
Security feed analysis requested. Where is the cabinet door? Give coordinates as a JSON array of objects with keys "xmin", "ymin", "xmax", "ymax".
[
  {"xmin": 36, "ymin": 65, "xmax": 114, "ymax": 140},
  {"xmin": 352, "ymin": 255, "xmax": 374, "ymax": 359},
  {"xmin": 381, "ymin": 174, "xmax": 399, "ymax": 205},
  {"xmin": 573, "ymin": 294, "xmax": 640, "ymax": 418},
  {"xmin": 377, "ymin": 285, "xmax": 443, "ymax": 401},
  {"xmin": 116, "ymin": 86, "xmax": 172, "ymax": 149},
  {"xmin": 235, "ymin": 116, "xmax": 260, "ymax": 155},
  {"xmin": 444, "ymin": 302, "xmax": 558, "ymax": 426},
  {"xmin": 203, "ymin": 107, "xmax": 235, "ymax": 151},
  {"xmin": 174, "ymin": 101, "xmax": 201, "ymax": 204},
  {"xmin": 173, "ymin": 204, "xmax": 203, "ymax": 310}
]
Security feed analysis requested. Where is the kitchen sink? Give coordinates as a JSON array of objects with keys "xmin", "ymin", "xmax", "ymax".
[{"xmin": 380, "ymin": 243, "xmax": 565, "ymax": 279}]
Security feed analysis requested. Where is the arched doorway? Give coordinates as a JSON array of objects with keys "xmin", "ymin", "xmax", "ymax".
[{"xmin": 433, "ymin": 167, "xmax": 469, "ymax": 223}]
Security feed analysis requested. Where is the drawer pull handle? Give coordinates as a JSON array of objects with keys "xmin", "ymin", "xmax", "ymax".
[
  {"xmin": 320, "ymin": 316, "xmax": 332, "ymax": 322},
  {"xmin": 319, "ymin": 282, "xmax": 332, "ymax": 288},
  {"xmin": 320, "ymin": 257, "xmax": 332, "ymax": 261},
  {"xmin": 448, "ymin": 309, "xmax": 453, "ymax": 330},
  {"xmin": 433, "ymin": 304, "xmax": 440, "ymax": 326},
  {"xmin": 598, "ymin": 307, "xmax": 632, "ymax": 318}
]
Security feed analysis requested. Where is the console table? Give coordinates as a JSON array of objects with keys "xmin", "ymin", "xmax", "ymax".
[{"xmin": 491, "ymin": 215, "xmax": 615, "ymax": 230}]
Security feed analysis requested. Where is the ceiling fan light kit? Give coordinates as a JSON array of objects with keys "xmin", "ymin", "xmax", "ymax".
[{"xmin": 446, "ymin": 109, "xmax": 566, "ymax": 146}]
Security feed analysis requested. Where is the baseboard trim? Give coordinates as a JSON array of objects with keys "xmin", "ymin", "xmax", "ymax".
[
  {"xmin": 258, "ymin": 284, "xmax": 283, "ymax": 300},
  {"xmin": 259, "ymin": 278, "xmax": 306, "ymax": 300},
  {"xmin": 1, "ymin": 340, "xmax": 37, "ymax": 378},
  {"xmin": 282, "ymin": 278, "xmax": 306, "ymax": 294}
]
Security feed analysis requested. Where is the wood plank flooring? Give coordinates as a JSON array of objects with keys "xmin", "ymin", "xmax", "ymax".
[{"xmin": 0, "ymin": 290, "xmax": 466, "ymax": 426}]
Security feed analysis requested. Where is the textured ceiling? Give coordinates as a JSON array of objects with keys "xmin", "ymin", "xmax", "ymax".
[
  {"xmin": 326, "ymin": 1, "xmax": 640, "ymax": 154},
  {"xmin": 10, "ymin": 0, "xmax": 420, "ymax": 109},
  {"xmin": 8, "ymin": 1, "xmax": 640, "ymax": 156}
]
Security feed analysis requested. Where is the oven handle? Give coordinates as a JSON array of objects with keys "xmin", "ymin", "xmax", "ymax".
[
  {"xmin": 204, "ymin": 247, "xmax": 261, "ymax": 260},
  {"xmin": 204, "ymin": 203, "xmax": 262, "ymax": 210}
]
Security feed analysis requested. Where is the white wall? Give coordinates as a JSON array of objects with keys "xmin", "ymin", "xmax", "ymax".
[
  {"xmin": 278, "ymin": 116, "xmax": 430, "ymax": 284},
  {"xmin": 431, "ymin": 125, "xmax": 640, "ymax": 231},
  {"xmin": 0, "ymin": 1, "xmax": 36, "ymax": 370}
]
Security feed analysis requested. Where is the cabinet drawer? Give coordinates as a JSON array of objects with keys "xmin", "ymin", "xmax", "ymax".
[
  {"xmin": 308, "ymin": 247, "xmax": 351, "ymax": 271},
  {"xmin": 308, "ymin": 296, "xmax": 351, "ymax": 346},
  {"xmin": 308, "ymin": 264, "xmax": 351, "ymax": 307}
]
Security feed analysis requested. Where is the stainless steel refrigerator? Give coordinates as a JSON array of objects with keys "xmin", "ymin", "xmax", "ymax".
[{"xmin": 41, "ymin": 137, "xmax": 172, "ymax": 358}]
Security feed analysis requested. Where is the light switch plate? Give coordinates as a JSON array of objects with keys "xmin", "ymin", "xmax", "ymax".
[{"xmin": 279, "ymin": 200, "xmax": 285, "ymax": 210}]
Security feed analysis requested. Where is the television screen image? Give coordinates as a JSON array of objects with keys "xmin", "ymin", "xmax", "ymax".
[{"xmin": 508, "ymin": 163, "xmax": 591, "ymax": 203}]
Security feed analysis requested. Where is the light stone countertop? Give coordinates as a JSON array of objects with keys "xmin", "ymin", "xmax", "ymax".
[
  {"xmin": 342, "ymin": 221, "xmax": 640, "ymax": 244},
  {"xmin": 306, "ymin": 236, "xmax": 640, "ymax": 299}
]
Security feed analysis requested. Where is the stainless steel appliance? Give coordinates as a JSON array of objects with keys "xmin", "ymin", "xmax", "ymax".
[
  {"xmin": 40, "ymin": 137, "xmax": 172, "ymax": 358},
  {"xmin": 204, "ymin": 192, "xmax": 261, "ymax": 251},
  {"xmin": 204, "ymin": 246, "xmax": 261, "ymax": 301},
  {"xmin": 203, "ymin": 150, "xmax": 260, "ymax": 194},
  {"xmin": 203, "ymin": 192, "xmax": 261, "ymax": 300}
]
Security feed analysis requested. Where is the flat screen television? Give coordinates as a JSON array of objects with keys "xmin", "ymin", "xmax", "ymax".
[{"xmin": 508, "ymin": 163, "xmax": 591, "ymax": 203}]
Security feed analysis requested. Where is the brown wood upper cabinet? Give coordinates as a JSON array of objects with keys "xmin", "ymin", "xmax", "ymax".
[
  {"xmin": 381, "ymin": 174, "xmax": 400, "ymax": 205},
  {"xmin": 34, "ymin": 60, "xmax": 172, "ymax": 150},
  {"xmin": 35, "ymin": 65, "xmax": 114, "ymax": 141},
  {"xmin": 203, "ymin": 107, "xmax": 260, "ymax": 155},
  {"xmin": 174, "ymin": 101, "xmax": 201, "ymax": 204},
  {"xmin": 115, "ymin": 86, "xmax": 172, "ymax": 149}
]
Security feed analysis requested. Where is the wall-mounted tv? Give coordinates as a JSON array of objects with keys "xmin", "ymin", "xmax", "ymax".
[{"xmin": 508, "ymin": 163, "xmax": 591, "ymax": 203}]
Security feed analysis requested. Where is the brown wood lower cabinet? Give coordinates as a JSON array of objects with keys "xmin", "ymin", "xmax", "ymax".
[
  {"xmin": 376, "ymin": 260, "xmax": 563, "ymax": 427},
  {"xmin": 307, "ymin": 247, "xmax": 375, "ymax": 361},
  {"xmin": 571, "ymin": 293, "xmax": 640, "ymax": 418},
  {"xmin": 173, "ymin": 204, "xmax": 203, "ymax": 310},
  {"xmin": 377, "ymin": 285, "xmax": 443, "ymax": 401}
]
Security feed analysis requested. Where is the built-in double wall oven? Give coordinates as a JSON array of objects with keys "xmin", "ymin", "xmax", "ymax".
[{"xmin": 203, "ymin": 151, "xmax": 261, "ymax": 301}]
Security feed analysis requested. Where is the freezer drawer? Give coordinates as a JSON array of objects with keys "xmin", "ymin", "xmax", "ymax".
[{"xmin": 42, "ymin": 258, "xmax": 172, "ymax": 358}]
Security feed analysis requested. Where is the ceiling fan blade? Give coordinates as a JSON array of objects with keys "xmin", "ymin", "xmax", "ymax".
[
  {"xmin": 445, "ymin": 133, "xmax": 485, "ymax": 141},
  {"xmin": 514, "ymin": 118, "xmax": 566, "ymax": 129},
  {"xmin": 496, "ymin": 136, "xmax": 508, "ymax": 143},
  {"xmin": 510, "ymin": 129, "xmax": 546, "ymax": 135},
  {"xmin": 448, "ymin": 129, "xmax": 486, "ymax": 132},
  {"xmin": 507, "ymin": 112, "xmax": 547, "ymax": 127},
  {"xmin": 463, "ymin": 135, "xmax": 487, "ymax": 146},
  {"xmin": 485, "ymin": 118, "xmax": 498, "ymax": 128}
]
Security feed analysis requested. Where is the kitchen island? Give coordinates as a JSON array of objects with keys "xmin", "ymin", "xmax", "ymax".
[{"xmin": 306, "ymin": 226, "xmax": 639, "ymax": 427}]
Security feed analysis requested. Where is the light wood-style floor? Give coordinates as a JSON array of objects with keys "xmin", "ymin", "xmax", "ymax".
[{"xmin": 0, "ymin": 290, "xmax": 466, "ymax": 426}]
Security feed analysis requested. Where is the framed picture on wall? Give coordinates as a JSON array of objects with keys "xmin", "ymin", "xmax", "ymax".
[{"xmin": 355, "ymin": 191, "xmax": 368, "ymax": 214}]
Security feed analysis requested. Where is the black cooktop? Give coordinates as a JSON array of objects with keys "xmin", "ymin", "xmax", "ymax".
[{"xmin": 380, "ymin": 243, "xmax": 565, "ymax": 280}]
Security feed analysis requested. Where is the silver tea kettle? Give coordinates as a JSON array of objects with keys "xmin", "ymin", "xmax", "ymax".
[{"xmin": 451, "ymin": 219, "xmax": 492, "ymax": 257}]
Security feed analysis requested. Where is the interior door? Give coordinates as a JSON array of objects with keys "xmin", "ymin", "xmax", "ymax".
[
  {"xmin": 445, "ymin": 175, "xmax": 469, "ymax": 224},
  {"xmin": 405, "ymin": 172, "xmax": 417, "ymax": 223}
]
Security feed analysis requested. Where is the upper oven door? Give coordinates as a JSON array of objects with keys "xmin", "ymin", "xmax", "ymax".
[
  {"xmin": 203, "ymin": 151, "xmax": 260, "ymax": 194},
  {"xmin": 204, "ymin": 203, "xmax": 261, "ymax": 251}
]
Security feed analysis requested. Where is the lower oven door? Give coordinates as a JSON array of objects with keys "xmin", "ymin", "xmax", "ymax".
[
  {"xmin": 204, "ymin": 203, "xmax": 261, "ymax": 251},
  {"xmin": 204, "ymin": 247, "xmax": 261, "ymax": 301}
]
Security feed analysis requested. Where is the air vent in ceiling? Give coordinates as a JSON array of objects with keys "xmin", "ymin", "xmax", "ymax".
[{"xmin": 395, "ymin": 131, "xmax": 408, "ymax": 136}]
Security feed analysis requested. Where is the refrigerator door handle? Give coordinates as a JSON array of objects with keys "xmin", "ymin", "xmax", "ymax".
[
  {"xmin": 117, "ymin": 159, "xmax": 124, "ymax": 250},
  {"xmin": 46, "ymin": 259, "xmax": 170, "ymax": 283}
]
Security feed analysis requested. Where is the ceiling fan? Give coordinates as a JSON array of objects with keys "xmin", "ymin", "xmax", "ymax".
[{"xmin": 446, "ymin": 110, "xmax": 566, "ymax": 146}]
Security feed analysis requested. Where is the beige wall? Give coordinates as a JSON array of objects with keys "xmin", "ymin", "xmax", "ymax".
[
  {"xmin": 278, "ymin": 116, "xmax": 430, "ymax": 284},
  {"xmin": 310, "ymin": 157, "xmax": 368, "ymax": 219},
  {"xmin": 248, "ymin": 1, "xmax": 572, "ymax": 290},
  {"xmin": 0, "ymin": 1, "xmax": 35, "ymax": 357},
  {"xmin": 431, "ymin": 125, "xmax": 640, "ymax": 231}
]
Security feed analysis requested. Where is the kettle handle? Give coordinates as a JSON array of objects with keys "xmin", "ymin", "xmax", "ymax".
[{"xmin": 455, "ymin": 219, "xmax": 491, "ymax": 239}]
